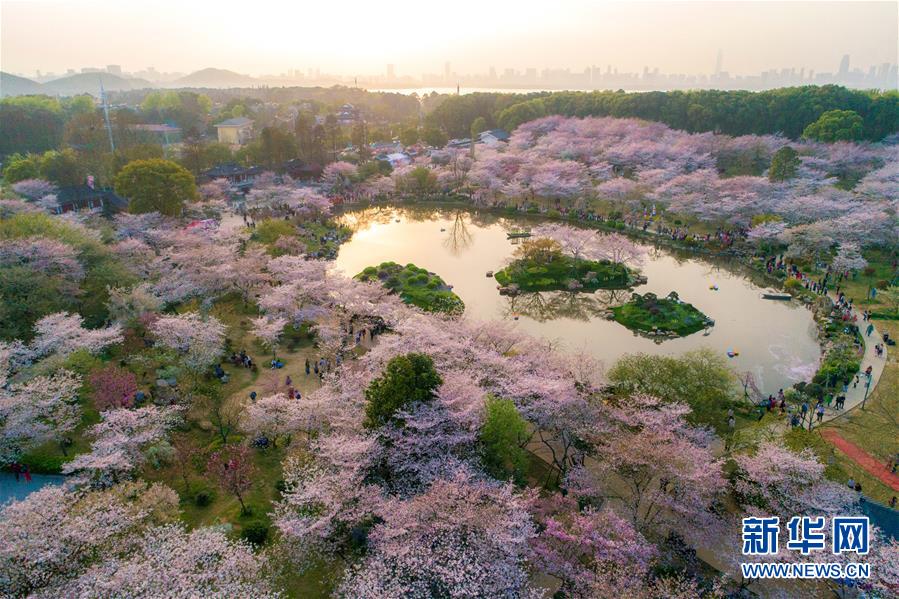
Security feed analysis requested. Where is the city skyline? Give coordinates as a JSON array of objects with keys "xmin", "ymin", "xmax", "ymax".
[{"xmin": 12, "ymin": 52, "xmax": 897, "ymax": 93}]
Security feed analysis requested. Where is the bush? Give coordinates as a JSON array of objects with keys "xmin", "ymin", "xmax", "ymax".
[
  {"xmin": 364, "ymin": 353, "xmax": 442, "ymax": 428},
  {"xmin": 241, "ymin": 520, "xmax": 271, "ymax": 545},
  {"xmin": 192, "ymin": 484, "xmax": 215, "ymax": 507}
]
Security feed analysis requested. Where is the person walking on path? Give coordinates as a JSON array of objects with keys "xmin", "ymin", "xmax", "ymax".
[{"xmin": 866, "ymin": 323, "xmax": 875, "ymax": 337}]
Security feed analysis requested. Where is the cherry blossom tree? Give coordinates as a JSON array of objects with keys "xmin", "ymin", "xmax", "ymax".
[
  {"xmin": 28, "ymin": 312, "xmax": 123, "ymax": 361},
  {"xmin": 0, "ymin": 369, "xmax": 82, "ymax": 463},
  {"xmin": 251, "ymin": 315, "xmax": 288, "ymax": 359},
  {"xmin": 730, "ymin": 441, "xmax": 857, "ymax": 519},
  {"xmin": 337, "ymin": 473, "xmax": 536, "ymax": 598},
  {"xmin": 88, "ymin": 365, "xmax": 138, "ymax": 411},
  {"xmin": 54, "ymin": 523, "xmax": 281, "ymax": 598},
  {"xmin": 831, "ymin": 242, "xmax": 868, "ymax": 273},
  {"xmin": 11, "ymin": 178, "xmax": 57, "ymax": 200},
  {"xmin": 595, "ymin": 232, "xmax": 647, "ymax": 266},
  {"xmin": 207, "ymin": 444, "xmax": 257, "ymax": 514},
  {"xmin": 62, "ymin": 406, "xmax": 183, "ymax": 485},
  {"xmin": 198, "ymin": 178, "xmax": 231, "ymax": 202},
  {"xmin": 0, "ymin": 237, "xmax": 84, "ymax": 281},
  {"xmin": 531, "ymin": 495, "xmax": 658, "ymax": 598},
  {"xmin": 568, "ymin": 395, "xmax": 725, "ymax": 540},
  {"xmin": 151, "ymin": 312, "xmax": 226, "ymax": 371},
  {"xmin": 0, "ymin": 481, "xmax": 180, "ymax": 597},
  {"xmin": 321, "ymin": 161, "xmax": 358, "ymax": 195}
]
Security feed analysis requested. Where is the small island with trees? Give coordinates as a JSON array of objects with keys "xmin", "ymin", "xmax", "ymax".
[
  {"xmin": 611, "ymin": 291, "xmax": 714, "ymax": 337},
  {"xmin": 494, "ymin": 224, "xmax": 646, "ymax": 293},
  {"xmin": 356, "ymin": 261, "xmax": 465, "ymax": 315}
]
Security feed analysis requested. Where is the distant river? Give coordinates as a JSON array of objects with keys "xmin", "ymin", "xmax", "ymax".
[{"xmin": 333, "ymin": 206, "xmax": 821, "ymax": 393}]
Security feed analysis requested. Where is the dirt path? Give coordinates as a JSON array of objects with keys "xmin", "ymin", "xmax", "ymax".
[{"xmin": 819, "ymin": 428, "xmax": 899, "ymax": 492}]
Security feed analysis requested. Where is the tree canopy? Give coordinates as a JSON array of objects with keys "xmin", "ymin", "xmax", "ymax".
[
  {"xmin": 114, "ymin": 159, "xmax": 197, "ymax": 216},
  {"xmin": 802, "ymin": 109, "xmax": 865, "ymax": 142},
  {"xmin": 363, "ymin": 352, "xmax": 443, "ymax": 428}
]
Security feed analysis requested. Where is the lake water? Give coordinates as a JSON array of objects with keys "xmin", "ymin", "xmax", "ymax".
[
  {"xmin": 333, "ymin": 206, "xmax": 821, "ymax": 393},
  {"xmin": 0, "ymin": 472, "xmax": 66, "ymax": 505}
]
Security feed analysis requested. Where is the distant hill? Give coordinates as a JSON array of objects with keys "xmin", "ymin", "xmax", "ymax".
[
  {"xmin": 0, "ymin": 72, "xmax": 45, "ymax": 96},
  {"xmin": 174, "ymin": 68, "xmax": 258, "ymax": 88},
  {"xmin": 41, "ymin": 73, "xmax": 153, "ymax": 96}
]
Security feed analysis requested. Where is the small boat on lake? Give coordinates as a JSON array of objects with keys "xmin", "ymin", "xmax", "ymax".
[
  {"xmin": 507, "ymin": 229, "xmax": 531, "ymax": 239},
  {"xmin": 486, "ymin": 271, "xmax": 493, "ymax": 277},
  {"xmin": 761, "ymin": 293, "xmax": 792, "ymax": 301}
]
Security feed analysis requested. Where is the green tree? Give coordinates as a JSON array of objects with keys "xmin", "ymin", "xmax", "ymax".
[
  {"xmin": 114, "ymin": 159, "xmax": 197, "ymax": 216},
  {"xmin": 608, "ymin": 348, "xmax": 736, "ymax": 431},
  {"xmin": 258, "ymin": 126, "xmax": 298, "ymax": 169},
  {"xmin": 801, "ymin": 109, "xmax": 864, "ymax": 142},
  {"xmin": 0, "ymin": 97, "xmax": 65, "ymax": 156},
  {"xmin": 39, "ymin": 149, "xmax": 85, "ymax": 186},
  {"xmin": 768, "ymin": 146, "xmax": 800, "ymax": 182},
  {"xmin": 395, "ymin": 165, "xmax": 438, "ymax": 197},
  {"xmin": 2, "ymin": 153, "xmax": 42, "ymax": 183},
  {"xmin": 421, "ymin": 127, "xmax": 448, "ymax": 148},
  {"xmin": 399, "ymin": 127, "xmax": 420, "ymax": 147},
  {"xmin": 470, "ymin": 116, "xmax": 488, "ymax": 137},
  {"xmin": 479, "ymin": 396, "xmax": 529, "ymax": 484},
  {"xmin": 497, "ymin": 99, "xmax": 547, "ymax": 132},
  {"xmin": 363, "ymin": 353, "xmax": 442, "ymax": 429}
]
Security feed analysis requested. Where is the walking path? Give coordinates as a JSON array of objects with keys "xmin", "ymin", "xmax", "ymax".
[
  {"xmin": 820, "ymin": 293, "xmax": 887, "ymax": 423},
  {"xmin": 819, "ymin": 429, "xmax": 899, "ymax": 492}
]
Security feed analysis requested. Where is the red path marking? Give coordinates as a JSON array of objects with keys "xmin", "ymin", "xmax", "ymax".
[{"xmin": 820, "ymin": 429, "xmax": 899, "ymax": 492}]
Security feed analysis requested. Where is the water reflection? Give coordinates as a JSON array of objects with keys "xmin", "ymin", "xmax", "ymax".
[
  {"xmin": 333, "ymin": 206, "xmax": 821, "ymax": 392},
  {"xmin": 443, "ymin": 211, "xmax": 474, "ymax": 255}
]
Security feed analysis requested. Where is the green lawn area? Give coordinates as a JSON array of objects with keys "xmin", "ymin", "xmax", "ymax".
[
  {"xmin": 611, "ymin": 291, "xmax": 713, "ymax": 336},
  {"xmin": 356, "ymin": 261, "xmax": 464, "ymax": 315},
  {"xmin": 494, "ymin": 255, "xmax": 633, "ymax": 292},
  {"xmin": 818, "ymin": 319, "xmax": 898, "ymax": 504},
  {"xmin": 251, "ymin": 217, "xmax": 352, "ymax": 259}
]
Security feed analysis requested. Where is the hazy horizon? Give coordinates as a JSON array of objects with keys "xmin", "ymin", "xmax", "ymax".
[{"xmin": 1, "ymin": 0, "xmax": 897, "ymax": 79}]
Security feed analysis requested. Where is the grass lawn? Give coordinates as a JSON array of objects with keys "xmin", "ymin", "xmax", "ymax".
[
  {"xmin": 356, "ymin": 261, "xmax": 464, "ymax": 315},
  {"xmin": 612, "ymin": 292, "xmax": 713, "ymax": 336},
  {"xmin": 494, "ymin": 255, "xmax": 633, "ymax": 292},
  {"xmin": 817, "ymin": 319, "xmax": 898, "ymax": 504},
  {"xmin": 251, "ymin": 217, "xmax": 352, "ymax": 260}
]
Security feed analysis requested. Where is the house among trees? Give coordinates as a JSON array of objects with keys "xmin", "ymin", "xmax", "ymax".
[
  {"xmin": 215, "ymin": 117, "xmax": 254, "ymax": 146},
  {"xmin": 54, "ymin": 184, "xmax": 128, "ymax": 215},
  {"xmin": 336, "ymin": 103, "xmax": 360, "ymax": 125},
  {"xmin": 201, "ymin": 163, "xmax": 264, "ymax": 188},
  {"xmin": 281, "ymin": 158, "xmax": 322, "ymax": 180},
  {"xmin": 126, "ymin": 124, "xmax": 182, "ymax": 145},
  {"xmin": 478, "ymin": 129, "xmax": 510, "ymax": 145}
]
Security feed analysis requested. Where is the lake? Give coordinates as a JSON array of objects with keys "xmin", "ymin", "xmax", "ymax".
[{"xmin": 333, "ymin": 206, "xmax": 821, "ymax": 394}]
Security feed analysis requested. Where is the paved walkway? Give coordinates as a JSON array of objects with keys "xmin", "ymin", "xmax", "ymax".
[
  {"xmin": 819, "ymin": 429, "xmax": 899, "ymax": 492},
  {"xmin": 819, "ymin": 293, "xmax": 887, "ymax": 423}
]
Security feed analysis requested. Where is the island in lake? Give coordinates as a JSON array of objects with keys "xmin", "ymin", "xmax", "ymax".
[
  {"xmin": 612, "ymin": 291, "xmax": 714, "ymax": 337},
  {"xmin": 494, "ymin": 254, "xmax": 638, "ymax": 293},
  {"xmin": 356, "ymin": 261, "xmax": 465, "ymax": 315}
]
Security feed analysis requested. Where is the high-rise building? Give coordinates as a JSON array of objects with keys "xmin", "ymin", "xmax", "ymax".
[
  {"xmin": 714, "ymin": 49, "xmax": 723, "ymax": 76},
  {"xmin": 386, "ymin": 64, "xmax": 395, "ymax": 79},
  {"xmin": 838, "ymin": 54, "xmax": 850, "ymax": 76},
  {"xmin": 106, "ymin": 65, "xmax": 122, "ymax": 75}
]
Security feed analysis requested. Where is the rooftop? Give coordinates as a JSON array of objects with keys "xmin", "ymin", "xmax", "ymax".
[{"xmin": 216, "ymin": 117, "xmax": 253, "ymax": 128}]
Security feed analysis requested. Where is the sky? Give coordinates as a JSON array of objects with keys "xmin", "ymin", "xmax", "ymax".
[{"xmin": 1, "ymin": 0, "xmax": 897, "ymax": 78}]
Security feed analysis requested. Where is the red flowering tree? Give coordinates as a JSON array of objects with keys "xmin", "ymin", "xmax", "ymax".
[
  {"xmin": 88, "ymin": 365, "xmax": 138, "ymax": 411},
  {"xmin": 207, "ymin": 444, "xmax": 257, "ymax": 514}
]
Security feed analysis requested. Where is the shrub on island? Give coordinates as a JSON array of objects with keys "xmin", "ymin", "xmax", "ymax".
[{"xmin": 356, "ymin": 261, "xmax": 464, "ymax": 315}]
